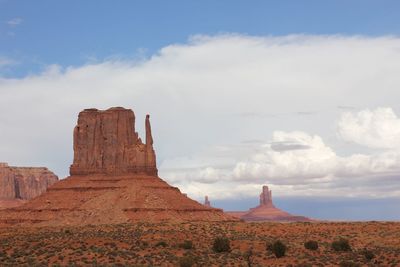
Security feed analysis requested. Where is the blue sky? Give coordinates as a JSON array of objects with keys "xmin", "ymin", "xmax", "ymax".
[
  {"xmin": 1, "ymin": 1, "xmax": 400, "ymax": 220},
  {"xmin": 1, "ymin": 1, "xmax": 400, "ymax": 76}
]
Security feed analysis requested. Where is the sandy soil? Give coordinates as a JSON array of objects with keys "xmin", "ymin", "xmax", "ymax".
[{"xmin": 0, "ymin": 221, "xmax": 399, "ymax": 266}]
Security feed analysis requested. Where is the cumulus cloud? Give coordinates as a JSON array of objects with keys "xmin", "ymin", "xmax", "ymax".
[
  {"xmin": 167, "ymin": 130, "xmax": 400, "ymax": 199},
  {"xmin": 337, "ymin": 107, "xmax": 400, "ymax": 149},
  {"xmin": 1, "ymin": 34, "xmax": 400, "ymax": 201},
  {"xmin": 234, "ymin": 131, "xmax": 400, "ymax": 181},
  {"xmin": 232, "ymin": 131, "xmax": 337, "ymax": 183}
]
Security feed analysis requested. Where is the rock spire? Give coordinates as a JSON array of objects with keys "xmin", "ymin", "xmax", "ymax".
[
  {"xmin": 226, "ymin": 184, "xmax": 311, "ymax": 222},
  {"xmin": 259, "ymin": 185, "xmax": 274, "ymax": 207},
  {"xmin": 204, "ymin": 196, "xmax": 211, "ymax": 207}
]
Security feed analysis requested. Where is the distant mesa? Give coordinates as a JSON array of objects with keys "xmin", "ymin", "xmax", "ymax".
[
  {"xmin": 227, "ymin": 185, "xmax": 311, "ymax": 222},
  {"xmin": 0, "ymin": 107, "xmax": 235, "ymax": 226},
  {"xmin": 0, "ymin": 162, "xmax": 58, "ymax": 209}
]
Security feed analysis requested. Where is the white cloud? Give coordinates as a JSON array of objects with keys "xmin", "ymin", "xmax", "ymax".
[
  {"xmin": 337, "ymin": 107, "xmax": 400, "ymax": 149},
  {"xmin": 232, "ymin": 131, "xmax": 338, "ymax": 183},
  {"xmin": 1, "ymin": 34, "xmax": 400, "ymax": 201},
  {"xmin": 6, "ymin": 17, "xmax": 22, "ymax": 26},
  {"xmin": 233, "ymin": 131, "xmax": 400, "ymax": 181},
  {"xmin": 166, "ymin": 130, "xmax": 400, "ymax": 199}
]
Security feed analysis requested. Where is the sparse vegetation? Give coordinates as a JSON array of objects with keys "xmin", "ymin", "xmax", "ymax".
[
  {"xmin": 155, "ymin": 240, "xmax": 168, "ymax": 247},
  {"xmin": 179, "ymin": 240, "xmax": 194, "ymax": 249},
  {"xmin": 63, "ymin": 229, "xmax": 72, "ymax": 235},
  {"xmin": 212, "ymin": 236, "xmax": 230, "ymax": 253},
  {"xmin": 339, "ymin": 260, "xmax": 361, "ymax": 267},
  {"xmin": 362, "ymin": 249, "xmax": 374, "ymax": 261},
  {"xmin": 304, "ymin": 240, "xmax": 318, "ymax": 250},
  {"xmin": 179, "ymin": 255, "xmax": 196, "ymax": 267},
  {"xmin": 331, "ymin": 238, "xmax": 351, "ymax": 252},
  {"xmin": 268, "ymin": 240, "xmax": 287, "ymax": 258},
  {"xmin": 0, "ymin": 221, "xmax": 398, "ymax": 266},
  {"xmin": 244, "ymin": 247, "xmax": 254, "ymax": 267}
]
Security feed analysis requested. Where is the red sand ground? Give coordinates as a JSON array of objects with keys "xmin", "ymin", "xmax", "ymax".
[{"xmin": 0, "ymin": 221, "xmax": 399, "ymax": 266}]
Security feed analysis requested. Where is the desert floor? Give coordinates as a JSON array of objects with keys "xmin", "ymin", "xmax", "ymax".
[{"xmin": 0, "ymin": 221, "xmax": 399, "ymax": 266}]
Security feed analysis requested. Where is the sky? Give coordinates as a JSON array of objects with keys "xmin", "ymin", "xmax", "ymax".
[{"xmin": 1, "ymin": 1, "xmax": 400, "ymax": 220}]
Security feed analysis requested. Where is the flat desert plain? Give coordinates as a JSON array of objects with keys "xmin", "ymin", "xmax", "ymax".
[{"xmin": 0, "ymin": 221, "xmax": 399, "ymax": 266}]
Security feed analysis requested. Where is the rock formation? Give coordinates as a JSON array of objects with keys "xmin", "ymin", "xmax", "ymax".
[
  {"xmin": 0, "ymin": 107, "xmax": 235, "ymax": 226},
  {"xmin": 227, "ymin": 185, "xmax": 311, "ymax": 222},
  {"xmin": 70, "ymin": 107, "xmax": 157, "ymax": 176},
  {"xmin": 204, "ymin": 196, "xmax": 211, "ymax": 207},
  {"xmin": 0, "ymin": 162, "xmax": 58, "ymax": 209},
  {"xmin": 259, "ymin": 185, "xmax": 274, "ymax": 207}
]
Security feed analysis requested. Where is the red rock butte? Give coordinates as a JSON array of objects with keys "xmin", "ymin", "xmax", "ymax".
[
  {"xmin": 70, "ymin": 107, "xmax": 157, "ymax": 176},
  {"xmin": 0, "ymin": 162, "xmax": 58, "ymax": 209},
  {"xmin": 0, "ymin": 107, "xmax": 234, "ymax": 226},
  {"xmin": 227, "ymin": 185, "xmax": 311, "ymax": 222}
]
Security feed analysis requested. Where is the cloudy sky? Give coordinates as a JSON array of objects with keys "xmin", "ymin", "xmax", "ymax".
[{"xmin": 1, "ymin": 1, "xmax": 400, "ymax": 220}]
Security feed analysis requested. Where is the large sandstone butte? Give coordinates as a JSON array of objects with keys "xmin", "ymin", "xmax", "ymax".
[
  {"xmin": 70, "ymin": 108, "xmax": 157, "ymax": 176},
  {"xmin": 0, "ymin": 162, "xmax": 58, "ymax": 209},
  {"xmin": 0, "ymin": 107, "xmax": 234, "ymax": 226},
  {"xmin": 227, "ymin": 185, "xmax": 311, "ymax": 222}
]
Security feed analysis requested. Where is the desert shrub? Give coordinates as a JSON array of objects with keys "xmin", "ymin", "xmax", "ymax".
[
  {"xmin": 26, "ymin": 257, "xmax": 36, "ymax": 265},
  {"xmin": 339, "ymin": 260, "xmax": 361, "ymax": 267},
  {"xmin": 212, "ymin": 236, "xmax": 230, "ymax": 253},
  {"xmin": 64, "ymin": 229, "xmax": 71, "ymax": 235},
  {"xmin": 304, "ymin": 240, "xmax": 318, "ymax": 250},
  {"xmin": 362, "ymin": 249, "xmax": 374, "ymax": 261},
  {"xmin": 108, "ymin": 250, "xmax": 118, "ymax": 257},
  {"xmin": 267, "ymin": 240, "xmax": 286, "ymax": 258},
  {"xmin": 155, "ymin": 241, "xmax": 168, "ymax": 247},
  {"xmin": 331, "ymin": 238, "xmax": 351, "ymax": 252},
  {"xmin": 179, "ymin": 240, "xmax": 194, "ymax": 250},
  {"xmin": 244, "ymin": 247, "xmax": 254, "ymax": 267},
  {"xmin": 179, "ymin": 255, "xmax": 195, "ymax": 267}
]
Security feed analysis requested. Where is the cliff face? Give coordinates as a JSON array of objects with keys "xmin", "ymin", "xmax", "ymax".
[
  {"xmin": 0, "ymin": 163, "xmax": 58, "ymax": 201},
  {"xmin": 70, "ymin": 107, "xmax": 157, "ymax": 176}
]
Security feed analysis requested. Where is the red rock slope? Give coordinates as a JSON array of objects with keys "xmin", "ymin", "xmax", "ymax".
[{"xmin": 0, "ymin": 107, "xmax": 235, "ymax": 226}]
